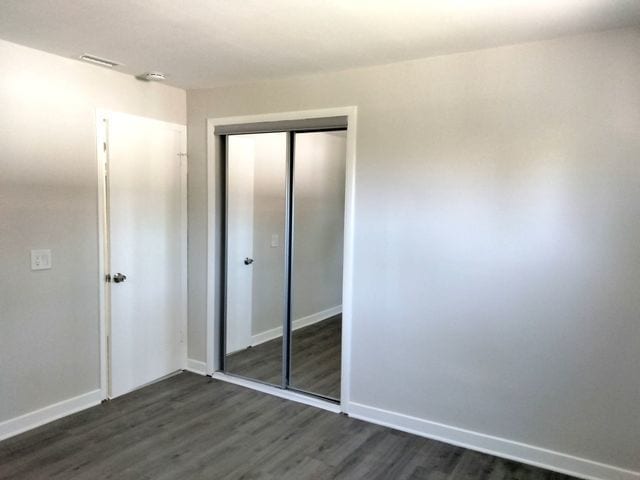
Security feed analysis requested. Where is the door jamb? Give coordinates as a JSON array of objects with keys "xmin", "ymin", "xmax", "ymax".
[
  {"xmin": 97, "ymin": 110, "xmax": 109, "ymax": 400},
  {"xmin": 96, "ymin": 109, "xmax": 188, "ymax": 399},
  {"xmin": 205, "ymin": 106, "xmax": 357, "ymax": 413}
]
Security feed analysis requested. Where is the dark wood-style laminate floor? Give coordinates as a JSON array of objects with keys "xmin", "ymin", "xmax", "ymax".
[
  {"xmin": 226, "ymin": 315, "xmax": 342, "ymax": 399},
  {"xmin": 0, "ymin": 373, "xmax": 576, "ymax": 480}
]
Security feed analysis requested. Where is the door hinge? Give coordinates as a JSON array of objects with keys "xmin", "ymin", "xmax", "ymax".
[{"xmin": 103, "ymin": 142, "xmax": 107, "ymax": 152}]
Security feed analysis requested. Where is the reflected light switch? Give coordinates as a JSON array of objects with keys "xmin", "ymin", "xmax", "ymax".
[
  {"xmin": 31, "ymin": 249, "xmax": 52, "ymax": 270},
  {"xmin": 271, "ymin": 234, "xmax": 279, "ymax": 247}
]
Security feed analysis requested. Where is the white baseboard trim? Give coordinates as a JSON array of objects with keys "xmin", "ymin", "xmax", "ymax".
[
  {"xmin": 251, "ymin": 305, "xmax": 342, "ymax": 347},
  {"xmin": 347, "ymin": 402, "xmax": 638, "ymax": 480},
  {"xmin": 212, "ymin": 372, "xmax": 341, "ymax": 413},
  {"xmin": 0, "ymin": 389, "xmax": 103, "ymax": 441},
  {"xmin": 185, "ymin": 358, "xmax": 208, "ymax": 376}
]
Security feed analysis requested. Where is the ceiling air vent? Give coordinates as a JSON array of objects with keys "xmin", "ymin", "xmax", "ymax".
[{"xmin": 79, "ymin": 54, "xmax": 121, "ymax": 68}]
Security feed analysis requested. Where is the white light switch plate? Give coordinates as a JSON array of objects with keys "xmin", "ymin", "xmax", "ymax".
[
  {"xmin": 271, "ymin": 234, "xmax": 280, "ymax": 247},
  {"xmin": 31, "ymin": 249, "xmax": 52, "ymax": 270}
]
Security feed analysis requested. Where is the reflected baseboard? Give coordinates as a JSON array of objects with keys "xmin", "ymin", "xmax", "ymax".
[{"xmin": 251, "ymin": 305, "xmax": 342, "ymax": 347}]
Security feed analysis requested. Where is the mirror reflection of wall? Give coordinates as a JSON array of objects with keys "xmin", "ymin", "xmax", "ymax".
[
  {"xmin": 225, "ymin": 132, "xmax": 286, "ymax": 386},
  {"xmin": 290, "ymin": 131, "xmax": 346, "ymax": 399}
]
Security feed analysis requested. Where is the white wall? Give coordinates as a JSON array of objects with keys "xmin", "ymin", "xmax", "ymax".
[
  {"xmin": 187, "ymin": 28, "xmax": 640, "ymax": 475},
  {"xmin": 0, "ymin": 39, "xmax": 186, "ymax": 424}
]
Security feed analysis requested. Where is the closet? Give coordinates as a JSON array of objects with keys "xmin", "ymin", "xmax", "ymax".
[{"xmin": 219, "ymin": 118, "xmax": 347, "ymax": 401}]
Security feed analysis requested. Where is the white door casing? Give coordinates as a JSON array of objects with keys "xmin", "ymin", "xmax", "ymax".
[{"xmin": 102, "ymin": 111, "xmax": 187, "ymax": 398}]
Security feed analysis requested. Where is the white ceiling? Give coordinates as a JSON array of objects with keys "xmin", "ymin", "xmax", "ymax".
[{"xmin": 1, "ymin": 0, "xmax": 639, "ymax": 89}]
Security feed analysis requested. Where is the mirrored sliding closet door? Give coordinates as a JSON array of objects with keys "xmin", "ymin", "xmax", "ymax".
[
  {"xmin": 224, "ymin": 132, "xmax": 287, "ymax": 386},
  {"xmin": 290, "ymin": 131, "xmax": 346, "ymax": 400},
  {"xmin": 221, "ymin": 120, "xmax": 347, "ymax": 401}
]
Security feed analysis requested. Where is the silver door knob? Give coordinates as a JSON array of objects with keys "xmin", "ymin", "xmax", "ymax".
[
  {"xmin": 113, "ymin": 273, "xmax": 127, "ymax": 283},
  {"xmin": 244, "ymin": 258, "xmax": 254, "ymax": 265}
]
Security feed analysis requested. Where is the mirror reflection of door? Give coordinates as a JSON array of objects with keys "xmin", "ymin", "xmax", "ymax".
[
  {"xmin": 290, "ymin": 131, "xmax": 346, "ymax": 400},
  {"xmin": 225, "ymin": 132, "xmax": 287, "ymax": 386}
]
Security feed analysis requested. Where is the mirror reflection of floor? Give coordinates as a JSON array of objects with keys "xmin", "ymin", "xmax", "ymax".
[{"xmin": 225, "ymin": 315, "xmax": 342, "ymax": 400}]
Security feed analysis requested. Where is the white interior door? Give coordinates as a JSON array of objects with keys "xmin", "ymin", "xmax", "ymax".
[
  {"xmin": 226, "ymin": 136, "xmax": 255, "ymax": 353},
  {"xmin": 107, "ymin": 112, "xmax": 186, "ymax": 398}
]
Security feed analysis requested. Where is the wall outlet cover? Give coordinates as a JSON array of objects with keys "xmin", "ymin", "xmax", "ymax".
[{"xmin": 31, "ymin": 249, "xmax": 52, "ymax": 270}]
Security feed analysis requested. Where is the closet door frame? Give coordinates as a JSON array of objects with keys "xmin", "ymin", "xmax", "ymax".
[{"xmin": 206, "ymin": 107, "xmax": 358, "ymax": 414}]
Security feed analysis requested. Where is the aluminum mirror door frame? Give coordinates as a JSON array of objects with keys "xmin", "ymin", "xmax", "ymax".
[{"xmin": 283, "ymin": 131, "xmax": 294, "ymax": 389}]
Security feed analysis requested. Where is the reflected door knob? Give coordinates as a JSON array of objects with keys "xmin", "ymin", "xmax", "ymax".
[
  {"xmin": 113, "ymin": 272, "xmax": 127, "ymax": 283},
  {"xmin": 244, "ymin": 258, "xmax": 254, "ymax": 265}
]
